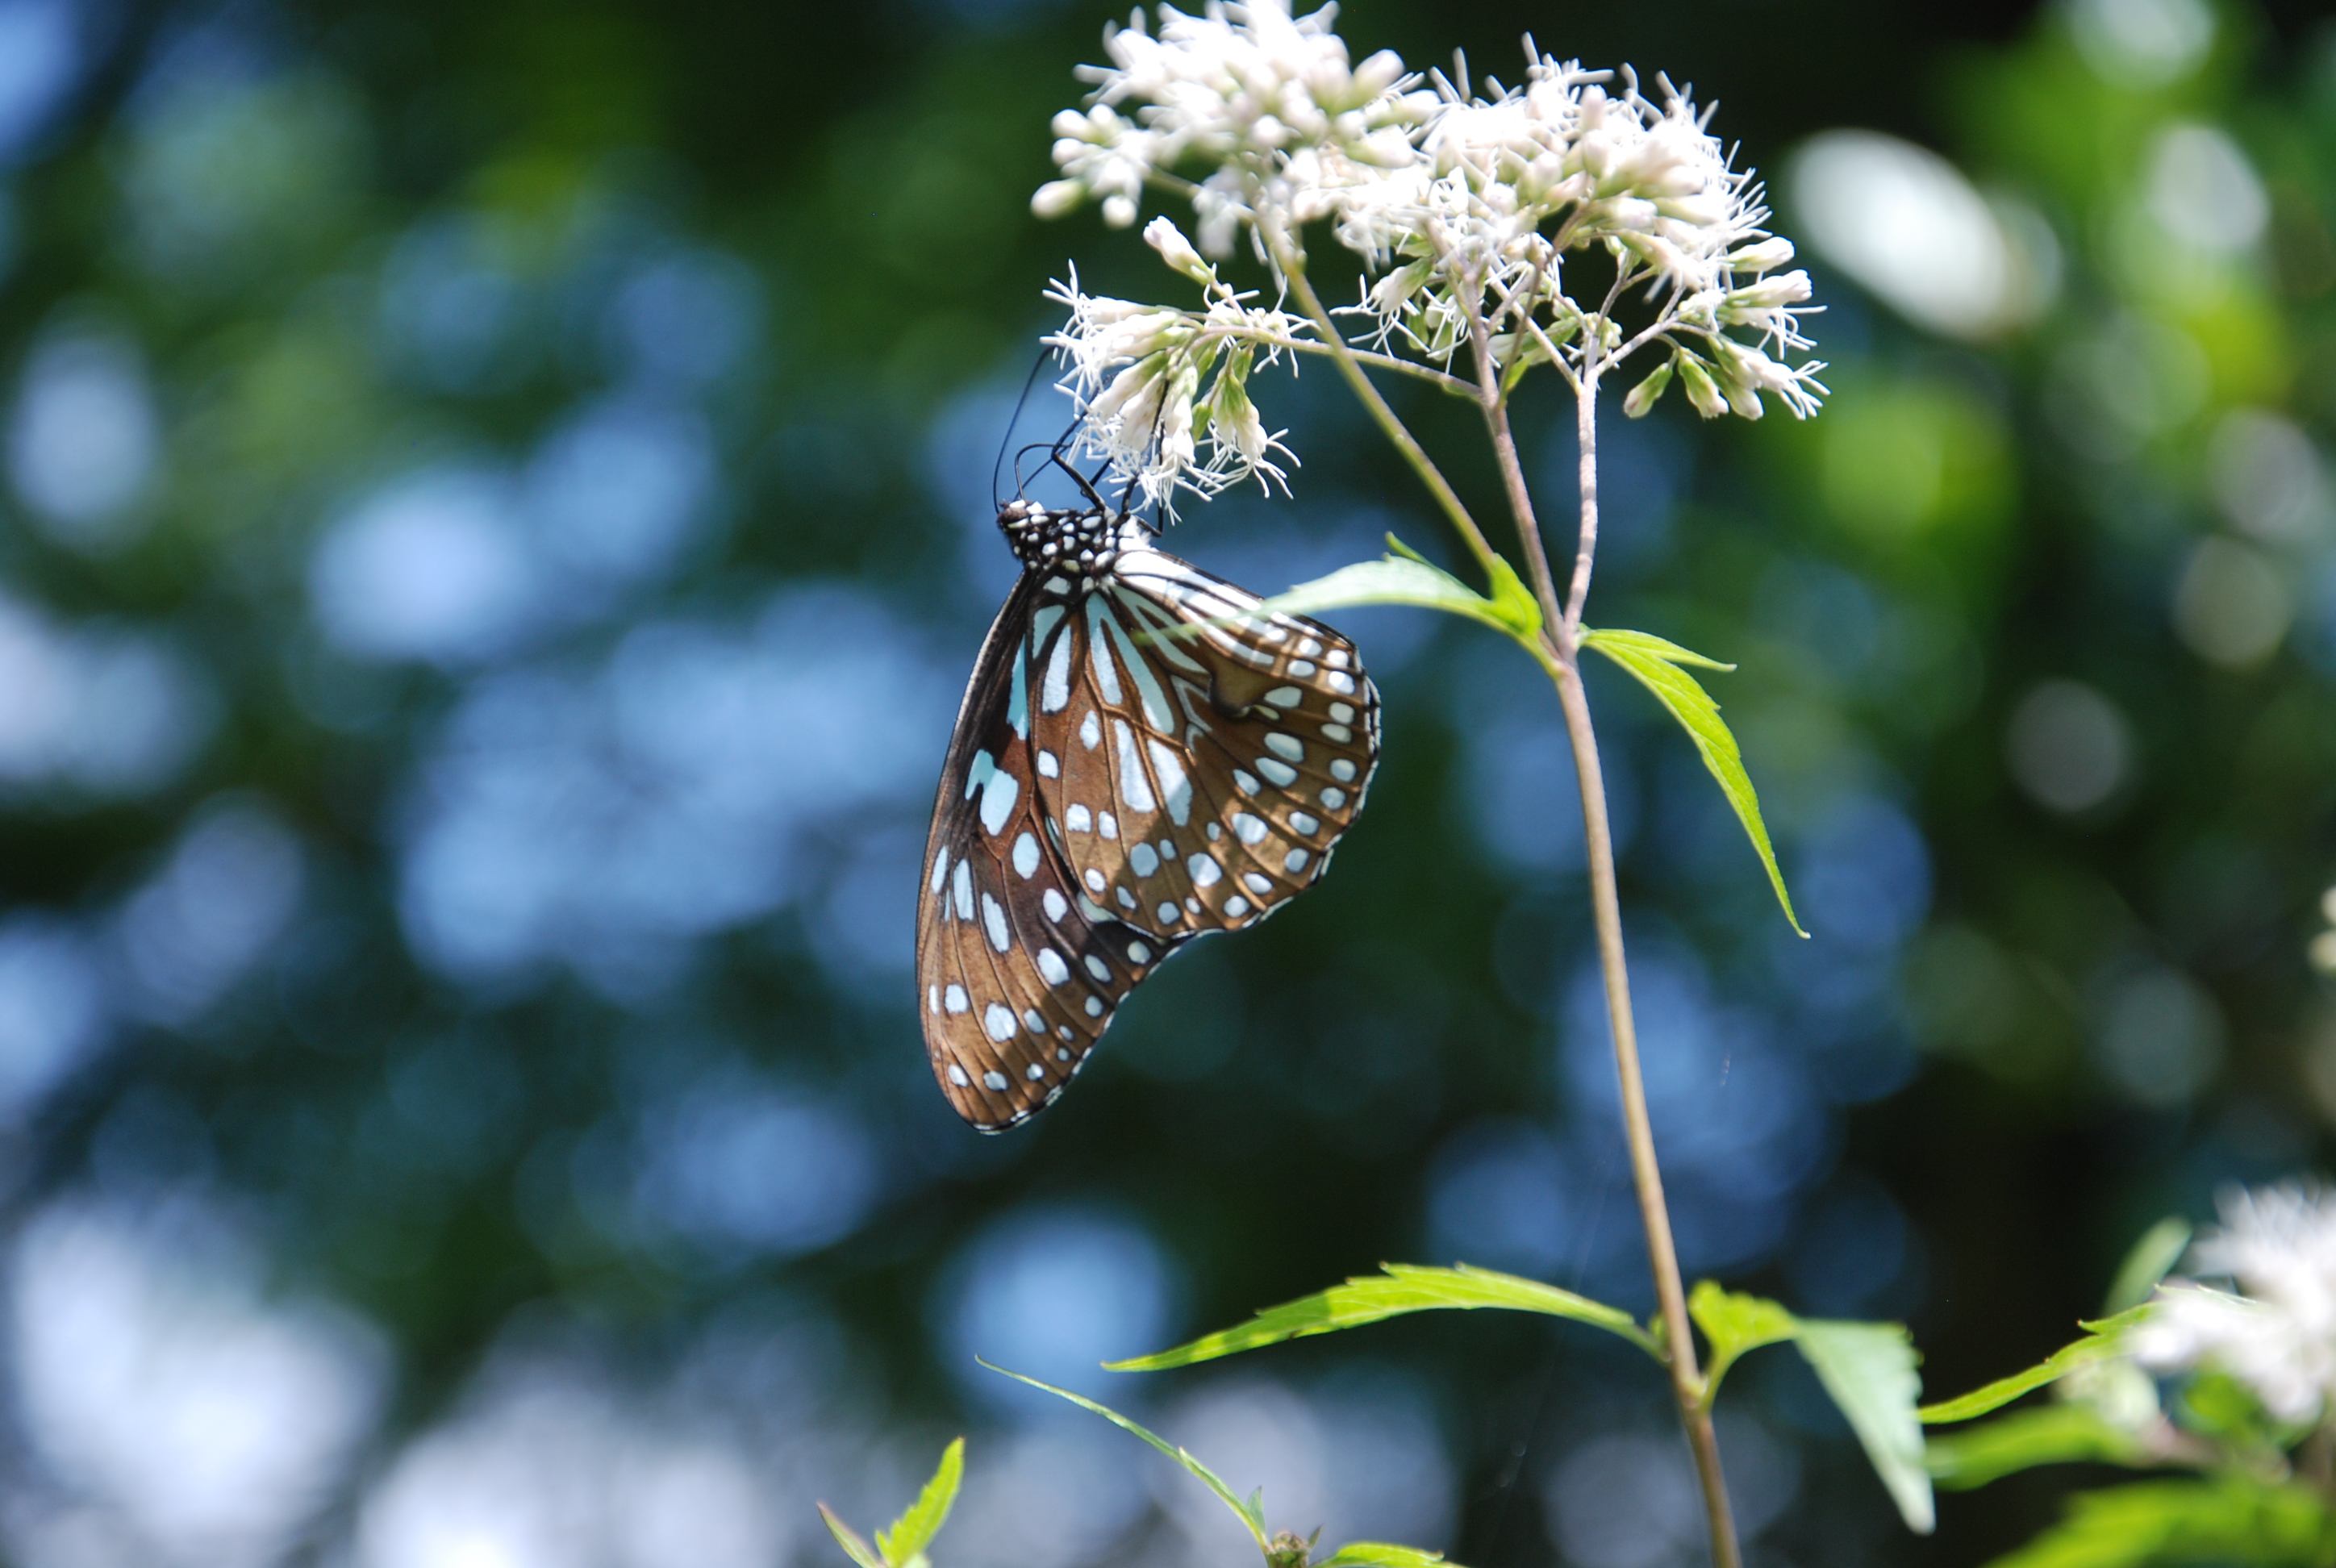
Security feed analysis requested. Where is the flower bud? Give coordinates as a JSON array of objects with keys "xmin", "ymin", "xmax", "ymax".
[
  {"xmin": 1101, "ymin": 194, "xmax": 1140, "ymax": 227},
  {"xmin": 1052, "ymin": 109, "xmax": 1092, "ymax": 140},
  {"xmin": 1726, "ymin": 270, "xmax": 1812, "ymax": 311},
  {"xmin": 1677, "ymin": 356, "xmax": 1728, "ymax": 419},
  {"xmin": 1144, "ymin": 216, "xmax": 1214, "ymax": 284},
  {"xmin": 1032, "ymin": 180, "xmax": 1087, "ymax": 219},
  {"xmin": 1088, "ymin": 356, "xmax": 1165, "ymax": 423},
  {"xmin": 1727, "ymin": 236, "xmax": 1795, "ymax": 273},
  {"xmin": 1354, "ymin": 50, "xmax": 1406, "ymax": 98},
  {"xmin": 1623, "ymin": 358, "xmax": 1674, "ymax": 418}
]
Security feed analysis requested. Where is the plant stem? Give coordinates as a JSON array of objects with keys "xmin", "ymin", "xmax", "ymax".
[
  {"xmin": 1256, "ymin": 219, "xmax": 1506, "ymax": 582},
  {"xmin": 1552, "ymin": 667, "xmax": 1742, "ymax": 1568},
  {"xmin": 1460, "ymin": 294, "xmax": 1565, "ymax": 637},
  {"xmin": 1477, "ymin": 347, "xmax": 1744, "ymax": 1568}
]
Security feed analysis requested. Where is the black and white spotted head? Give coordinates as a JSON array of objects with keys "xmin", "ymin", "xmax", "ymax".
[{"xmin": 997, "ymin": 499, "xmax": 1138, "ymax": 584}]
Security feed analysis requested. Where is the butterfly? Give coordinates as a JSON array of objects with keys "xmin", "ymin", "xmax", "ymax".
[{"xmin": 917, "ymin": 477, "xmax": 1382, "ymax": 1131}]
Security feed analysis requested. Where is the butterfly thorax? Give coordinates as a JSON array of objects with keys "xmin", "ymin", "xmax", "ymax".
[{"xmin": 997, "ymin": 499, "xmax": 1137, "ymax": 588}]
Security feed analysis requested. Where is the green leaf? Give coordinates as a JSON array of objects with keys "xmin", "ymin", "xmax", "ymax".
[
  {"xmin": 980, "ymin": 1361, "xmax": 1269, "ymax": 1553},
  {"xmin": 1317, "ymin": 1544, "xmax": 1457, "ymax": 1568},
  {"xmin": 2104, "ymin": 1218, "xmax": 2192, "ymax": 1315},
  {"xmin": 1105, "ymin": 1263, "xmax": 1659, "ymax": 1371},
  {"xmin": 1688, "ymin": 1281, "xmax": 1798, "ymax": 1400},
  {"xmin": 876, "ymin": 1437, "xmax": 965, "ymax": 1568},
  {"xmin": 1251, "ymin": 536, "xmax": 1542, "ymax": 643},
  {"xmin": 1985, "ymin": 1478, "xmax": 2334, "ymax": 1568},
  {"xmin": 820, "ymin": 1508, "xmax": 890, "ymax": 1568},
  {"xmin": 1579, "ymin": 628, "xmax": 1804, "ymax": 936},
  {"xmin": 1926, "ymin": 1405, "xmax": 2150, "ymax": 1491},
  {"xmin": 1919, "ymin": 1306, "xmax": 2153, "ymax": 1424},
  {"xmin": 1795, "ymin": 1319, "xmax": 1933, "ymax": 1535}
]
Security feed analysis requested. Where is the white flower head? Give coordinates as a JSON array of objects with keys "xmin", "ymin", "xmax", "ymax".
[
  {"xmin": 1045, "ymin": 267, "xmax": 1300, "ymax": 508},
  {"xmin": 2129, "ymin": 1182, "xmax": 2336, "ymax": 1427}
]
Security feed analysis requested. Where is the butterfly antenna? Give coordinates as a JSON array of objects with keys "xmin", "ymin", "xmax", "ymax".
[{"xmin": 992, "ymin": 348, "xmax": 1056, "ymax": 508}]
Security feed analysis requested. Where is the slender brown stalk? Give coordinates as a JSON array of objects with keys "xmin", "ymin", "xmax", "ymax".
[
  {"xmin": 1470, "ymin": 337, "xmax": 1743, "ymax": 1568},
  {"xmin": 1256, "ymin": 221, "xmax": 1506, "ymax": 582},
  {"xmin": 1552, "ymin": 668, "xmax": 1742, "ymax": 1568}
]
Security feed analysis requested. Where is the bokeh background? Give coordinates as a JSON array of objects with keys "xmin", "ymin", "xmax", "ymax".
[{"xmin": 0, "ymin": 0, "xmax": 2330, "ymax": 1563}]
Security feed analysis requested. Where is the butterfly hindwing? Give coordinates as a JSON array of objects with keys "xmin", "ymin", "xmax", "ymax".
[{"xmin": 1036, "ymin": 547, "xmax": 1382, "ymax": 940}]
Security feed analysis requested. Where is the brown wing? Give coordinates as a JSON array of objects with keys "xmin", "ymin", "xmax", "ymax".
[
  {"xmin": 1032, "ymin": 545, "xmax": 1382, "ymax": 940},
  {"xmin": 916, "ymin": 571, "xmax": 1183, "ymax": 1132}
]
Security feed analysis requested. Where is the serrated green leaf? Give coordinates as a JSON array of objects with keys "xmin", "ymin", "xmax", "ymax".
[
  {"xmin": 1579, "ymin": 628, "xmax": 1804, "ymax": 936},
  {"xmin": 876, "ymin": 1437, "xmax": 964, "ymax": 1568},
  {"xmin": 980, "ymin": 1361, "xmax": 1269, "ymax": 1553},
  {"xmin": 1317, "ymin": 1544, "xmax": 1457, "ymax": 1568},
  {"xmin": 1795, "ymin": 1319, "xmax": 1933, "ymax": 1535},
  {"xmin": 1105, "ymin": 1263, "xmax": 1659, "ymax": 1372},
  {"xmin": 1688, "ymin": 1281, "xmax": 1798, "ymax": 1400},
  {"xmin": 1919, "ymin": 1306, "xmax": 2153, "ymax": 1424},
  {"xmin": 820, "ymin": 1507, "xmax": 890, "ymax": 1568},
  {"xmin": 1986, "ymin": 1478, "xmax": 2333, "ymax": 1568},
  {"xmin": 1925, "ymin": 1405, "xmax": 2150, "ymax": 1491},
  {"xmin": 1251, "ymin": 535, "xmax": 1542, "ymax": 643},
  {"xmin": 2104, "ymin": 1218, "xmax": 2192, "ymax": 1315}
]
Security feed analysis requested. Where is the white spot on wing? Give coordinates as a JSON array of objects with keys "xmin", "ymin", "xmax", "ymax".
[
  {"xmin": 1086, "ymin": 598, "xmax": 1124, "ymax": 703},
  {"xmin": 1329, "ymin": 758, "xmax": 1358, "ymax": 782},
  {"xmin": 1130, "ymin": 843, "xmax": 1160, "ymax": 877},
  {"xmin": 1085, "ymin": 995, "xmax": 1104, "ymax": 1016},
  {"xmin": 1234, "ymin": 769, "xmax": 1260, "ymax": 795},
  {"xmin": 1188, "ymin": 853, "xmax": 1222, "ymax": 886},
  {"xmin": 928, "ymin": 849, "xmax": 949, "ymax": 895},
  {"xmin": 953, "ymin": 861, "xmax": 973, "ymax": 920},
  {"xmin": 1084, "ymin": 868, "xmax": 1106, "ymax": 893},
  {"xmin": 1147, "ymin": 738, "xmax": 1192, "ymax": 825},
  {"xmin": 1012, "ymin": 832, "xmax": 1041, "ymax": 878},
  {"xmin": 1329, "ymin": 702, "xmax": 1355, "ymax": 724},
  {"xmin": 1225, "ymin": 895, "xmax": 1249, "ymax": 916},
  {"xmin": 1264, "ymin": 686, "xmax": 1302, "ymax": 707},
  {"xmin": 1291, "ymin": 811, "xmax": 1320, "ymax": 835},
  {"xmin": 1327, "ymin": 670, "xmax": 1356, "ymax": 694},
  {"xmin": 1100, "ymin": 811, "xmax": 1118, "ymax": 840},
  {"xmin": 983, "ymin": 1004, "xmax": 1016, "ymax": 1041},
  {"xmin": 1257, "ymin": 757, "xmax": 1298, "ymax": 787},
  {"xmin": 982, "ymin": 1069, "xmax": 1010, "ymax": 1091},
  {"xmin": 1284, "ymin": 848, "xmax": 1310, "ymax": 874},
  {"xmin": 1037, "ymin": 948, "xmax": 1070, "ymax": 985},
  {"xmin": 1024, "ymin": 1061, "xmax": 1045, "ymax": 1080},
  {"xmin": 1042, "ymin": 624, "xmax": 1074, "ymax": 712},
  {"xmin": 979, "ymin": 768, "xmax": 1021, "ymax": 836},
  {"xmin": 945, "ymin": 984, "xmax": 969, "ymax": 1013},
  {"xmin": 1243, "ymin": 873, "xmax": 1274, "ymax": 896},
  {"xmin": 981, "ymin": 893, "xmax": 1010, "ymax": 952},
  {"xmin": 1112, "ymin": 720, "xmax": 1157, "ymax": 813},
  {"xmin": 1084, "ymin": 955, "xmax": 1112, "ymax": 981},
  {"xmin": 1043, "ymin": 887, "xmax": 1069, "ymax": 921},
  {"xmin": 1233, "ymin": 812, "xmax": 1267, "ymax": 845},
  {"xmin": 1037, "ymin": 749, "xmax": 1061, "ymax": 778},
  {"xmin": 1079, "ymin": 710, "xmax": 1102, "ymax": 749},
  {"xmin": 1322, "ymin": 724, "xmax": 1353, "ymax": 743},
  {"xmin": 1265, "ymin": 732, "xmax": 1304, "ymax": 762},
  {"xmin": 1127, "ymin": 940, "xmax": 1152, "ymax": 964},
  {"xmin": 1320, "ymin": 786, "xmax": 1347, "ymax": 809}
]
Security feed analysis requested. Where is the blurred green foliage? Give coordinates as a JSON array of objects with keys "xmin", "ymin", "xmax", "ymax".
[{"xmin": 1, "ymin": 0, "xmax": 2335, "ymax": 1564}]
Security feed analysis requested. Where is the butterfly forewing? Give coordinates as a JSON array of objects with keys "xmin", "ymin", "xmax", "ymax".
[
  {"xmin": 917, "ymin": 574, "xmax": 1180, "ymax": 1130},
  {"xmin": 918, "ymin": 506, "xmax": 1381, "ymax": 1132}
]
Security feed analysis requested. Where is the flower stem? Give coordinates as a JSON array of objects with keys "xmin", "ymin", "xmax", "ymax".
[
  {"xmin": 1552, "ymin": 666, "xmax": 1742, "ymax": 1568},
  {"xmin": 1258, "ymin": 220, "xmax": 1506, "ymax": 583},
  {"xmin": 1478, "ymin": 344, "xmax": 1743, "ymax": 1568}
]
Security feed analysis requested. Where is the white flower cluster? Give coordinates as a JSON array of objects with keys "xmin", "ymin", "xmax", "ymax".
[
  {"xmin": 1035, "ymin": 0, "xmax": 1427, "ymax": 250},
  {"xmin": 1033, "ymin": 0, "xmax": 1824, "ymax": 500},
  {"xmin": 2130, "ymin": 1182, "xmax": 2336, "ymax": 1427},
  {"xmin": 1045, "ymin": 219, "xmax": 1303, "ymax": 505}
]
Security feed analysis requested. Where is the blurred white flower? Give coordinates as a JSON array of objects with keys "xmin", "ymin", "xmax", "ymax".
[{"xmin": 2130, "ymin": 1182, "xmax": 2336, "ymax": 1426}]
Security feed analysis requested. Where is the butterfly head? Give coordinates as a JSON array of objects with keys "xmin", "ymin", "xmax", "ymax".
[{"xmin": 998, "ymin": 499, "xmax": 1125, "ymax": 581}]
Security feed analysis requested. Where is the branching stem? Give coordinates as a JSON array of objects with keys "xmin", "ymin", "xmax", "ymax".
[
  {"xmin": 1470, "ymin": 298, "xmax": 1743, "ymax": 1568},
  {"xmin": 1255, "ymin": 218, "xmax": 1506, "ymax": 584}
]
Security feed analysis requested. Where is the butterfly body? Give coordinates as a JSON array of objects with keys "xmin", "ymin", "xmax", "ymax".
[{"xmin": 917, "ymin": 495, "xmax": 1381, "ymax": 1131}]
